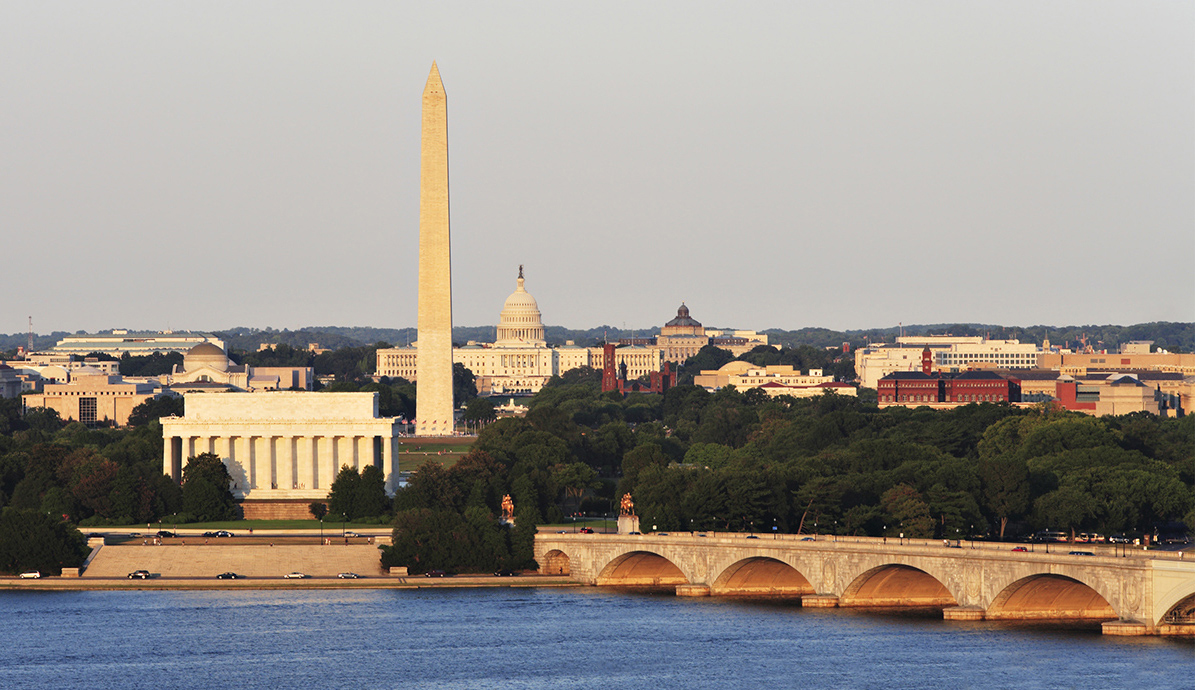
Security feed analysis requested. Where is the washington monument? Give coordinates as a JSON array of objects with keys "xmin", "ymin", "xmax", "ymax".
[{"xmin": 416, "ymin": 62, "xmax": 454, "ymax": 436}]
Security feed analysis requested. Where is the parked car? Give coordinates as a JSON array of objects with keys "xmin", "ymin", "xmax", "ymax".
[
  {"xmin": 424, "ymin": 570, "xmax": 449, "ymax": 578},
  {"xmin": 19, "ymin": 571, "xmax": 41, "ymax": 579},
  {"xmin": 284, "ymin": 572, "xmax": 307, "ymax": 579},
  {"xmin": 1108, "ymin": 534, "xmax": 1132, "ymax": 544},
  {"xmin": 579, "ymin": 527, "xmax": 594, "ymax": 534},
  {"xmin": 337, "ymin": 572, "xmax": 360, "ymax": 579},
  {"xmin": 128, "ymin": 570, "xmax": 151, "ymax": 579},
  {"xmin": 216, "ymin": 572, "xmax": 240, "ymax": 579}
]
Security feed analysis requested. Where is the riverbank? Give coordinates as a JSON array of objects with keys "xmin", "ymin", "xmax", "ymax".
[{"xmin": 0, "ymin": 574, "xmax": 576, "ymax": 591}]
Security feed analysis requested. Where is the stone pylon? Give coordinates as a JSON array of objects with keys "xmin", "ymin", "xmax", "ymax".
[{"xmin": 415, "ymin": 62, "xmax": 454, "ymax": 436}]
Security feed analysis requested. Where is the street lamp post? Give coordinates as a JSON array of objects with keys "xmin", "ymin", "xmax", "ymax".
[{"xmin": 320, "ymin": 518, "xmax": 324, "ymax": 545}]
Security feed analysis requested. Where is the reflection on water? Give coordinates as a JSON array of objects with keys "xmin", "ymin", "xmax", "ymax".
[{"xmin": 1, "ymin": 588, "xmax": 1190, "ymax": 689}]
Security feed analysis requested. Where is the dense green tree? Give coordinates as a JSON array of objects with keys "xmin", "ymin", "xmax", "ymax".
[
  {"xmin": 453, "ymin": 363, "xmax": 477, "ymax": 406},
  {"xmin": 21, "ymin": 407, "xmax": 63, "ymax": 433},
  {"xmin": 0, "ymin": 508, "xmax": 89, "ymax": 575},
  {"xmin": 181, "ymin": 452, "xmax": 236, "ymax": 521},
  {"xmin": 355, "ymin": 464, "xmax": 389, "ymax": 518},
  {"xmin": 977, "ymin": 453, "xmax": 1031, "ymax": 538},
  {"xmin": 463, "ymin": 397, "xmax": 496, "ymax": 424},
  {"xmin": 126, "ymin": 396, "xmax": 184, "ymax": 426},
  {"xmin": 327, "ymin": 465, "xmax": 362, "ymax": 520}
]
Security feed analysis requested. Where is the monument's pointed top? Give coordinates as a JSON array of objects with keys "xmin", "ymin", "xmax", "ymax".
[{"xmin": 424, "ymin": 62, "xmax": 445, "ymax": 96}]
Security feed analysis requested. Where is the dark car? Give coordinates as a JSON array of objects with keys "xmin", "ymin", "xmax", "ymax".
[
  {"xmin": 128, "ymin": 570, "xmax": 151, "ymax": 579},
  {"xmin": 156, "ymin": 531, "xmax": 175, "ymax": 538},
  {"xmin": 216, "ymin": 572, "xmax": 240, "ymax": 579},
  {"xmin": 1068, "ymin": 551, "xmax": 1094, "ymax": 556},
  {"xmin": 1108, "ymin": 534, "xmax": 1132, "ymax": 544},
  {"xmin": 628, "ymin": 531, "xmax": 642, "ymax": 535},
  {"xmin": 424, "ymin": 570, "xmax": 449, "ymax": 578},
  {"xmin": 87, "ymin": 532, "xmax": 105, "ymax": 539},
  {"xmin": 215, "ymin": 530, "xmax": 234, "ymax": 538},
  {"xmin": 579, "ymin": 527, "xmax": 594, "ymax": 534},
  {"xmin": 745, "ymin": 535, "xmax": 759, "ymax": 539},
  {"xmin": 494, "ymin": 569, "xmax": 516, "ymax": 577},
  {"xmin": 202, "ymin": 532, "xmax": 217, "ymax": 538}
]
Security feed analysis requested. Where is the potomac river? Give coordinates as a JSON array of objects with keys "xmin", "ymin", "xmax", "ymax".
[{"xmin": 0, "ymin": 587, "xmax": 1190, "ymax": 689}]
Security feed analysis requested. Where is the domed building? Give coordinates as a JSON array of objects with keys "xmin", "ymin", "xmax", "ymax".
[
  {"xmin": 183, "ymin": 342, "xmax": 231, "ymax": 373},
  {"xmin": 160, "ymin": 343, "xmax": 313, "ymax": 392},
  {"xmin": 455, "ymin": 266, "xmax": 557, "ymax": 395},
  {"xmin": 495, "ymin": 266, "xmax": 546, "ymax": 346},
  {"xmin": 375, "ymin": 266, "xmax": 671, "ymax": 396}
]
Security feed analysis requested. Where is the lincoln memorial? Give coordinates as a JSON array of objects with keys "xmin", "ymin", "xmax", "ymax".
[{"xmin": 161, "ymin": 392, "xmax": 401, "ymax": 519}]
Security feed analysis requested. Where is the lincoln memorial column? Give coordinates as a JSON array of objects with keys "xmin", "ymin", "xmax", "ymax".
[
  {"xmin": 318, "ymin": 436, "xmax": 335, "ymax": 489},
  {"xmin": 236, "ymin": 436, "xmax": 253, "ymax": 492},
  {"xmin": 162, "ymin": 436, "xmax": 174, "ymax": 482},
  {"xmin": 277, "ymin": 436, "xmax": 294, "ymax": 491},
  {"xmin": 296, "ymin": 436, "xmax": 314, "ymax": 491},
  {"xmin": 354, "ymin": 435, "xmax": 367, "ymax": 470},
  {"xmin": 382, "ymin": 432, "xmax": 395, "ymax": 494}
]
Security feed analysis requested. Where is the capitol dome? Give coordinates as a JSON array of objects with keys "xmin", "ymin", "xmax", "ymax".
[
  {"xmin": 495, "ymin": 266, "xmax": 545, "ymax": 345},
  {"xmin": 183, "ymin": 342, "xmax": 229, "ymax": 372}
]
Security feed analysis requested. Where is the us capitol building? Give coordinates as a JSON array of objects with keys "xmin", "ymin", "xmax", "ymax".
[{"xmin": 376, "ymin": 267, "xmax": 767, "ymax": 395}]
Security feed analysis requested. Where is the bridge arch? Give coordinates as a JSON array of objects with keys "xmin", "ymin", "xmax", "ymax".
[
  {"xmin": 1160, "ymin": 593, "xmax": 1195, "ymax": 628},
  {"xmin": 596, "ymin": 550, "xmax": 689, "ymax": 587},
  {"xmin": 710, "ymin": 557, "xmax": 815, "ymax": 597},
  {"xmin": 541, "ymin": 549, "xmax": 571, "ymax": 576},
  {"xmin": 986, "ymin": 574, "xmax": 1116, "ymax": 621},
  {"xmin": 839, "ymin": 564, "xmax": 957, "ymax": 608},
  {"xmin": 1156, "ymin": 580, "xmax": 1195, "ymax": 626}
]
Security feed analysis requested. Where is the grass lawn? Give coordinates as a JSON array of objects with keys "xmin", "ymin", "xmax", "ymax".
[{"xmin": 394, "ymin": 437, "xmax": 475, "ymax": 471}]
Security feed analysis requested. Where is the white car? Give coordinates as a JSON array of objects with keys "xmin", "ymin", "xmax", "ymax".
[
  {"xmin": 284, "ymin": 572, "xmax": 307, "ymax": 579},
  {"xmin": 19, "ymin": 571, "xmax": 41, "ymax": 579}
]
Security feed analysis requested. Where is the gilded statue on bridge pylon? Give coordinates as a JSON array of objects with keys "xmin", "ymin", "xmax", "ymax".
[
  {"xmin": 501, "ymin": 494, "xmax": 515, "ymax": 521},
  {"xmin": 619, "ymin": 493, "xmax": 635, "ymax": 517}
]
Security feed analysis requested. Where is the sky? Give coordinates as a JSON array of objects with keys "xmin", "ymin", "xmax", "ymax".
[{"xmin": 3, "ymin": 2, "xmax": 1192, "ymax": 335}]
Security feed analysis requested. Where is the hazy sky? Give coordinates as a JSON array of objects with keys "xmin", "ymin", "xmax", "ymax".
[{"xmin": 3, "ymin": 2, "xmax": 1192, "ymax": 335}]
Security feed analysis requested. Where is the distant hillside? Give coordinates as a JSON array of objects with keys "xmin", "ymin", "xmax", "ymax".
[
  {"xmin": 762, "ymin": 322, "xmax": 1194, "ymax": 353},
  {"xmin": 4, "ymin": 321, "xmax": 1191, "ymax": 357}
]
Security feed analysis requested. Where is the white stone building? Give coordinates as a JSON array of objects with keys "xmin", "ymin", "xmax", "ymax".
[{"xmin": 161, "ymin": 392, "xmax": 401, "ymax": 518}]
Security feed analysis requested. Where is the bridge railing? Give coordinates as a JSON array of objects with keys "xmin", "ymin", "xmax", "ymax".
[{"xmin": 539, "ymin": 530, "xmax": 1188, "ymax": 561}]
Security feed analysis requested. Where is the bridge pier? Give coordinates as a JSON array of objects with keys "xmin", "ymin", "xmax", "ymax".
[
  {"xmin": 1102, "ymin": 619, "xmax": 1148, "ymax": 636},
  {"xmin": 943, "ymin": 606, "xmax": 985, "ymax": 621},
  {"xmin": 801, "ymin": 594, "xmax": 839, "ymax": 608}
]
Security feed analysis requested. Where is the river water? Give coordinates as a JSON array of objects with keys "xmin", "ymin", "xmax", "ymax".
[{"xmin": 0, "ymin": 588, "xmax": 1189, "ymax": 689}]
